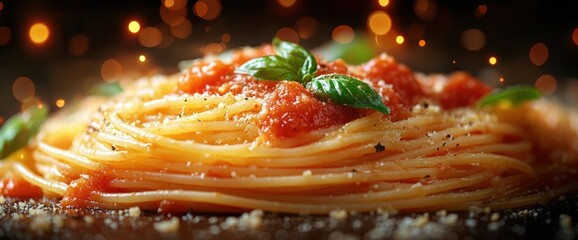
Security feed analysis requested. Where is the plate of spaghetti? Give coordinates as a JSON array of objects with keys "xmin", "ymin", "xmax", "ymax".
[{"xmin": 1, "ymin": 38, "xmax": 578, "ymax": 221}]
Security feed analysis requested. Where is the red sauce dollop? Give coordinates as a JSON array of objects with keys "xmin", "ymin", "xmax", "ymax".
[
  {"xmin": 61, "ymin": 171, "xmax": 116, "ymax": 208},
  {"xmin": 0, "ymin": 176, "xmax": 43, "ymax": 198},
  {"xmin": 177, "ymin": 46, "xmax": 492, "ymax": 139}
]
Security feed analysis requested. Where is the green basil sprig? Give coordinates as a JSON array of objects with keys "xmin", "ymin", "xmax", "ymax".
[
  {"xmin": 0, "ymin": 105, "xmax": 48, "ymax": 158},
  {"xmin": 235, "ymin": 38, "xmax": 390, "ymax": 114},
  {"xmin": 476, "ymin": 85, "xmax": 541, "ymax": 108}
]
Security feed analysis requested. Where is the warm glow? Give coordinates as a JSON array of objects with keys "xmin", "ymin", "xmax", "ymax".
[
  {"xmin": 452, "ymin": 60, "xmax": 456, "ymax": 64},
  {"xmin": 101, "ymin": 59, "xmax": 123, "ymax": 82},
  {"xmin": 165, "ymin": 0, "xmax": 187, "ymax": 10},
  {"xmin": 476, "ymin": 5, "xmax": 487, "ymax": 18},
  {"xmin": 367, "ymin": 11, "xmax": 392, "ymax": 35},
  {"xmin": 572, "ymin": 28, "xmax": 578, "ymax": 45},
  {"xmin": 29, "ymin": 22, "xmax": 50, "ymax": 44},
  {"xmin": 535, "ymin": 74, "xmax": 557, "ymax": 95},
  {"xmin": 0, "ymin": 2, "xmax": 4, "ymax": 11},
  {"xmin": 414, "ymin": 0, "xmax": 437, "ymax": 20},
  {"xmin": 488, "ymin": 56, "xmax": 497, "ymax": 65},
  {"xmin": 139, "ymin": 27, "xmax": 163, "ymax": 47},
  {"xmin": 170, "ymin": 19, "xmax": 192, "ymax": 39},
  {"xmin": 461, "ymin": 29, "xmax": 486, "ymax": 51},
  {"xmin": 139, "ymin": 55, "xmax": 146, "ymax": 62},
  {"xmin": 193, "ymin": 0, "xmax": 222, "ymax": 21},
  {"xmin": 68, "ymin": 34, "xmax": 90, "ymax": 56},
  {"xmin": 395, "ymin": 35, "xmax": 405, "ymax": 44},
  {"xmin": 529, "ymin": 42, "xmax": 549, "ymax": 66},
  {"xmin": 499, "ymin": 77, "xmax": 505, "ymax": 83},
  {"xmin": 275, "ymin": 27, "xmax": 300, "ymax": 44},
  {"xmin": 128, "ymin": 21, "xmax": 141, "ymax": 33},
  {"xmin": 55, "ymin": 99, "xmax": 65, "ymax": 108},
  {"xmin": 160, "ymin": 4, "xmax": 186, "ymax": 26},
  {"xmin": 332, "ymin": 25, "xmax": 354, "ymax": 44},
  {"xmin": 12, "ymin": 76, "xmax": 35, "ymax": 102},
  {"xmin": 201, "ymin": 42, "xmax": 225, "ymax": 55},
  {"xmin": 221, "ymin": 33, "xmax": 231, "ymax": 43},
  {"xmin": 378, "ymin": 0, "xmax": 389, "ymax": 7},
  {"xmin": 295, "ymin": 16, "xmax": 319, "ymax": 39},
  {"xmin": 164, "ymin": 0, "xmax": 175, "ymax": 8},
  {"xmin": 277, "ymin": 0, "xmax": 296, "ymax": 8},
  {"xmin": 418, "ymin": 39, "xmax": 426, "ymax": 47},
  {"xmin": 0, "ymin": 26, "xmax": 10, "ymax": 46}
]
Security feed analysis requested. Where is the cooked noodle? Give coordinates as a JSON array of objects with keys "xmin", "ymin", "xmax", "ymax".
[{"xmin": 1, "ymin": 46, "xmax": 577, "ymax": 214}]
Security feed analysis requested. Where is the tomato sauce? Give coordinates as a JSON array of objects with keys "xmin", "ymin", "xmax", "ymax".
[
  {"xmin": 177, "ymin": 45, "xmax": 492, "ymax": 139},
  {"xmin": 61, "ymin": 171, "xmax": 116, "ymax": 208},
  {"xmin": 0, "ymin": 176, "xmax": 43, "ymax": 198}
]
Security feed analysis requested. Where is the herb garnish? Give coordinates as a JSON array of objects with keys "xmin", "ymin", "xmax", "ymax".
[
  {"xmin": 476, "ymin": 85, "xmax": 541, "ymax": 108},
  {"xmin": 235, "ymin": 38, "xmax": 390, "ymax": 114},
  {"xmin": 0, "ymin": 105, "xmax": 48, "ymax": 158}
]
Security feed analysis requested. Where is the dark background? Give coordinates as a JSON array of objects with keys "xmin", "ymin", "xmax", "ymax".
[{"xmin": 0, "ymin": 0, "xmax": 577, "ymax": 120}]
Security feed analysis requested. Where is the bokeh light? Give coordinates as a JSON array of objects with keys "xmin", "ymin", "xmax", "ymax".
[
  {"xmin": 0, "ymin": 2, "xmax": 4, "ymax": 11},
  {"xmin": 201, "ymin": 42, "xmax": 225, "ymax": 55},
  {"xmin": 378, "ymin": 0, "xmax": 389, "ymax": 7},
  {"xmin": 55, "ymin": 99, "xmax": 65, "ymax": 108},
  {"xmin": 12, "ymin": 76, "xmax": 36, "ymax": 102},
  {"xmin": 332, "ymin": 25, "xmax": 354, "ymax": 44},
  {"xmin": 139, "ymin": 55, "xmax": 146, "ymax": 62},
  {"xmin": 165, "ymin": 0, "xmax": 187, "ymax": 10},
  {"xmin": 529, "ymin": 42, "xmax": 549, "ymax": 66},
  {"xmin": 277, "ymin": 0, "xmax": 296, "ymax": 8},
  {"xmin": 414, "ymin": 0, "xmax": 437, "ymax": 20},
  {"xmin": 221, "ymin": 33, "xmax": 231, "ymax": 43},
  {"xmin": 100, "ymin": 59, "xmax": 123, "ymax": 82},
  {"xmin": 29, "ymin": 22, "xmax": 50, "ymax": 45},
  {"xmin": 488, "ymin": 56, "xmax": 497, "ymax": 65},
  {"xmin": 139, "ymin": 27, "xmax": 163, "ymax": 47},
  {"xmin": 535, "ymin": 74, "xmax": 557, "ymax": 95},
  {"xmin": 170, "ymin": 18, "xmax": 192, "ymax": 39},
  {"xmin": 128, "ymin": 21, "xmax": 141, "ymax": 33},
  {"xmin": 418, "ymin": 39, "xmax": 426, "ymax": 47},
  {"xmin": 295, "ymin": 16, "xmax": 319, "ymax": 39},
  {"xmin": 68, "ymin": 34, "xmax": 90, "ymax": 56},
  {"xmin": 275, "ymin": 27, "xmax": 300, "ymax": 44},
  {"xmin": 367, "ymin": 11, "xmax": 392, "ymax": 35},
  {"xmin": 395, "ymin": 35, "xmax": 405, "ymax": 44},
  {"xmin": 0, "ymin": 26, "xmax": 10, "ymax": 46},
  {"xmin": 160, "ymin": 4, "xmax": 186, "ymax": 26},
  {"xmin": 461, "ymin": 29, "xmax": 486, "ymax": 51},
  {"xmin": 193, "ymin": 0, "xmax": 222, "ymax": 21},
  {"xmin": 476, "ymin": 5, "xmax": 487, "ymax": 18}
]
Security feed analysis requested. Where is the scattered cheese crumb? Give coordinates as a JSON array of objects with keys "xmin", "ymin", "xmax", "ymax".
[
  {"xmin": 490, "ymin": 212, "xmax": 500, "ymax": 222},
  {"xmin": 154, "ymin": 217, "xmax": 180, "ymax": 233},
  {"xmin": 411, "ymin": 182, "xmax": 423, "ymax": 188},
  {"xmin": 329, "ymin": 209, "xmax": 348, "ymax": 221},
  {"xmin": 238, "ymin": 209, "xmax": 264, "ymax": 229},
  {"xmin": 0, "ymin": 196, "xmax": 5, "ymax": 204},
  {"xmin": 84, "ymin": 215, "xmax": 95, "ymax": 224},
  {"xmin": 302, "ymin": 170, "xmax": 312, "ymax": 176},
  {"xmin": 128, "ymin": 206, "xmax": 141, "ymax": 218}
]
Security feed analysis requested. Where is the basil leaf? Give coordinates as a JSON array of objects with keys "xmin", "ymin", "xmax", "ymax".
[
  {"xmin": 476, "ymin": 85, "xmax": 541, "ymax": 108},
  {"xmin": 235, "ymin": 55, "xmax": 300, "ymax": 81},
  {"xmin": 306, "ymin": 74, "xmax": 390, "ymax": 114},
  {"xmin": 0, "ymin": 105, "xmax": 48, "ymax": 158},
  {"xmin": 273, "ymin": 38, "xmax": 317, "ymax": 83}
]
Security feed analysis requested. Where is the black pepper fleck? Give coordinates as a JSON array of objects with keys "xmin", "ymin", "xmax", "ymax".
[{"xmin": 374, "ymin": 143, "xmax": 385, "ymax": 153}]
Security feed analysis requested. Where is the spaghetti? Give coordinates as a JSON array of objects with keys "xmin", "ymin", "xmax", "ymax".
[{"xmin": 1, "ymin": 44, "xmax": 577, "ymax": 214}]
